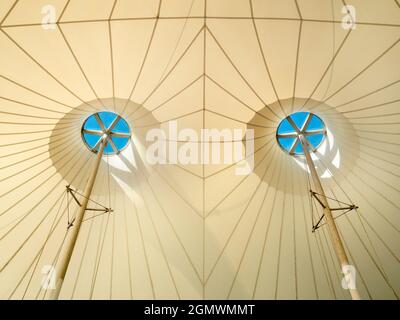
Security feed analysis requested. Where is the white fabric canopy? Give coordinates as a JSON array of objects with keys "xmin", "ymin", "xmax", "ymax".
[{"xmin": 0, "ymin": 0, "xmax": 399, "ymax": 300}]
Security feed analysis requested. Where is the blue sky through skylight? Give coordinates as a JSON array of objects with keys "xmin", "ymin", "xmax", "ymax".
[
  {"xmin": 277, "ymin": 112, "xmax": 325, "ymax": 155},
  {"xmin": 82, "ymin": 111, "xmax": 131, "ymax": 155}
]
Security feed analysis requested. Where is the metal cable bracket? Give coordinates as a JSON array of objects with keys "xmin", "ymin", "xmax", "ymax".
[
  {"xmin": 66, "ymin": 185, "xmax": 113, "ymax": 229},
  {"xmin": 310, "ymin": 190, "xmax": 358, "ymax": 232}
]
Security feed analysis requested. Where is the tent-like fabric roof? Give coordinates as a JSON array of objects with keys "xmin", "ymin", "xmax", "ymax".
[{"xmin": 0, "ymin": 0, "xmax": 399, "ymax": 299}]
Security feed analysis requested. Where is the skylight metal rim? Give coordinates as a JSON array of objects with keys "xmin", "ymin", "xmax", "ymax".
[
  {"xmin": 81, "ymin": 111, "xmax": 132, "ymax": 156},
  {"xmin": 275, "ymin": 112, "xmax": 327, "ymax": 157}
]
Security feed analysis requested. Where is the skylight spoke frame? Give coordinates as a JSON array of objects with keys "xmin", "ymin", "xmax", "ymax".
[
  {"xmin": 286, "ymin": 116, "xmax": 301, "ymax": 134},
  {"xmin": 300, "ymin": 113, "xmax": 313, "ymax": 132},
  {"xmin": 108, "ymin": 139, "xmax": 119, "ymax": 154},
  {"xmin": 83, "ymin": 129, "xmax": 103, "ymax": 136},
  {"xmin": 109, "ymin": 132, "xmax": 131, "ymax": 138},
  {"xmin": 289, "ymin": 139, "xmax": 300, "ymax": 155},
  {"xmin": 276, "ymin": 112, "xmax": 326, "ymax": 156},
  {"xmin": 94, "ymin": 113, "xmax": 107, "ymax": 132},
  {"xmin": 303, "ymin": 129, "xmax": 326, "ymax": 136},
  {"xmin": 277, "ymin": 132, "xmax": 298, "ymax": 139},
  {"xmin": 107, "ymin": 115, "xmax": 122, "ymax": 133},
  {"xmin": 91, "ymin": 136, "xmax": 103, "ymax": 152},
  {"xmin": 81, "ymin": 111, "xmax": 131, "ymax": 156}
]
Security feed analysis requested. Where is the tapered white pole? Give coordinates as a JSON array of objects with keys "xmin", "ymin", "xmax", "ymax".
[
  {"xmin": 299, "ymin": 135, "xmax": 360, "ymax": 300},
  {"xmin": 51, "ymin": 137, "xmax": 106, "ymax": 300}
]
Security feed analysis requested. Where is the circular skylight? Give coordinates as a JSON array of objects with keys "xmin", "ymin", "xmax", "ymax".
[
  {"xmin": 276, "ymin": 112, "xmax": 326, "ymax": 155},
  {"xmin": 81, "ymin": 111, "xmax": 131, "ymax": 155}
]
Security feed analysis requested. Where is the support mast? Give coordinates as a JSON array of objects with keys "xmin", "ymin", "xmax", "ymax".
[
  {"xmin": 298, "ymin": 134, "xmax": 360, "ymax": 300},
  {"xmin": 51, "ymin": 137, "xmax": 106, "ymax": 300}
]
